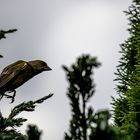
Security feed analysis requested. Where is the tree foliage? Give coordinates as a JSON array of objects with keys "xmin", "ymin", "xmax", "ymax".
[
  {"xmin": 63, "ymin": 54, "xmax": 101, "ymax": 140},
  {"xmin": 0, "ymin": 94, "xmax": 53, "ymax": 140},
  {"xmin": 63, "ymin": 54, "xmax": 123, "ymax": 140},
  {"xmin": 112, "ymin": 0, "xmax": 140, "ymax": 139}
]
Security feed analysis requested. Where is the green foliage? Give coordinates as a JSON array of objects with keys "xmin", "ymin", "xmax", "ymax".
[
  {"xmin": 112, "ymin": 0, "xmax": 140, "ymax": 139},
  {"xmin": 89, "ymin": 110, "xmax": 124, "ymax": 140},
  {"xmin": 63, "ymin": 54, "xmax": 123, "ymax": 140},
  {"xmin": 26, "ymin": 124, "xmax": 42, "ymax": 140},
  {"xmin": 63, "ymin": 54, "xmax": 101, "ymax": 140},
  {"xmin": 0, "ymin": 94, "xmax": 53, "ymax": 140}
]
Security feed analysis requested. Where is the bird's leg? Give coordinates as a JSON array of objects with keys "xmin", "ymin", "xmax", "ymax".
[
  {"xmin": 4, "ymin": 90, "xmax": 16, "ymax": 103},
  {"xmin": 11, "ymin": 90, "xmax": 16, "ymax": 103}
]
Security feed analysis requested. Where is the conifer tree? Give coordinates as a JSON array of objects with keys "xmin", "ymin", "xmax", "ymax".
[
  {"xmin": 112, "ymin": 0, "xmax": 140, "ymax": 139},
  {"xmin": 0, "ymin": 94, "xmax": 53, "ymax": 140},
  {"xmin": 63, "ymin": 54, "xmax": 122, "ymax": 140},
  {"xmin": 63, "ymin": 55, "xmax": 101, "ymax": 140}
]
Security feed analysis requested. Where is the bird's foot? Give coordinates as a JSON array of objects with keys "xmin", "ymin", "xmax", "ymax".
[{"xmin": 4, "ymin": 90, "xmax": 16, "ymax": 103}]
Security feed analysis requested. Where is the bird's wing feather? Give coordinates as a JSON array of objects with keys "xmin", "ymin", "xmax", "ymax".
[{"xmin": 0, "ymin": 60, "xmax": 27, "ymax": 88}]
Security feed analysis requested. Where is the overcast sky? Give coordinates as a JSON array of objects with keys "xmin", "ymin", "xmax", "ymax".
[{"xmin": 0, "ymin": 0, "xmax": 132, "ymax": 140}]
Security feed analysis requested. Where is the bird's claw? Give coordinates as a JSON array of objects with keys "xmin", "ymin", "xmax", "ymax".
[
  {"xmin": 8, "ymin": 90, "xmax": 16, "ymax": 103},
  {"xmin": 6, "ymin": 96, "xmax": 15, "ymax": 103},
  {"xmin": 2, "ymin": 90, "xmax": 16, "ymax": 103}
]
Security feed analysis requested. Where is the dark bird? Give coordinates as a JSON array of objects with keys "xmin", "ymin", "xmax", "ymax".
[{"xmin": 0, "ymin": 60, "xmax": 51, "ymax": 103}]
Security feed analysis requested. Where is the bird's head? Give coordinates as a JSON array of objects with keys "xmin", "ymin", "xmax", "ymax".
[{"xmin": 28, "ymin": 60, "xmax": 52, "ymax": 74}]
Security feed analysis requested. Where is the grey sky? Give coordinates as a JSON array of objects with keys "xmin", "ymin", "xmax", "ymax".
[{"xmin": 0, "ymin": 0, "xmax": 132, "ymax": 139}]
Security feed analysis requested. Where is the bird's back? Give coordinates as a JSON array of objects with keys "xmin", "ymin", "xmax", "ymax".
[{"xmin": 0, "ymin": 60, "xmax": 34, "ymax": 93}]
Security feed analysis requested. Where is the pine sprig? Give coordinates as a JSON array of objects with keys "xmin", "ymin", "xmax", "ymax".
[
  {"xmin": 0, "ymin": 93, "xmax": 53, "ymax": 139},
  {"xmin": 8, "ymin": 94, "xmax": 53, "ymax": 119},
  {"xmin": 0, "ymin": 29, "xmax": 17, "ymax": 40}
]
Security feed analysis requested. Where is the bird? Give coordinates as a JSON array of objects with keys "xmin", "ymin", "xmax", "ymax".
[{"xmin": 0, "ymin": 60, "xmax": 52, "ymax": 103}]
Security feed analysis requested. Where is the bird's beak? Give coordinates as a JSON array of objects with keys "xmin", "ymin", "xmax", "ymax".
[{"xmin": 45, "ymin": 66, "xmax": 52, "ymax": 71}]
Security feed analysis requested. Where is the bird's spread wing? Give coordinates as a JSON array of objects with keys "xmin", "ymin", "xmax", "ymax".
[{"xmin": 0, "ymin": 60, "xmax": 28, "ymax": 88}]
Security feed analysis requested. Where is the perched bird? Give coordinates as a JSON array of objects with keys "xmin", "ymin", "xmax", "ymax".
[{"xmin": 0, "ymin": 60, "xmax": 51, "ymax": 103}]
